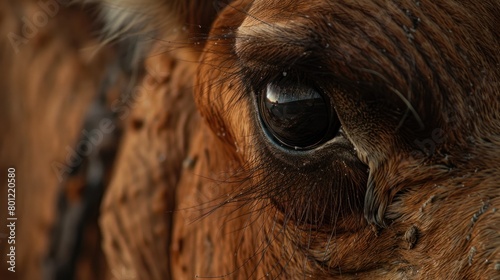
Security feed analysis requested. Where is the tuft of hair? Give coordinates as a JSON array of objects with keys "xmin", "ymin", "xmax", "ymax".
[
  {"xmin": 78, "ymin": 0, "xmax": 224, "ymax": 70},
  {"xmin": 76, "ymin": 0, "xmax": 179, "ymax": 69}
]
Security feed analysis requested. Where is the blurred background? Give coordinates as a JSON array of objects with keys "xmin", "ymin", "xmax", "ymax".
[{"xmin": 0, "ymin": 1, "xmax": 124, "ymax": 279}]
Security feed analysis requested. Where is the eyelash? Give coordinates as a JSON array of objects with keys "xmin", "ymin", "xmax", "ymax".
[{"xmin": 241, "ymin": 66, "xmax": 318, "ymax": 94}]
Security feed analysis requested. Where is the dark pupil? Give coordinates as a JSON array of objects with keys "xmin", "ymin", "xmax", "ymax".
[{"xmin": 259, "ymin": 82, "xmax": 338, "ymax": 149}]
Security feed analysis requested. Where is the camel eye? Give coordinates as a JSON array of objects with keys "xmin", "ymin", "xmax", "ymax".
[{"xmin": 258, "ymin": 80, "xmax": 341, "ymax": 149}]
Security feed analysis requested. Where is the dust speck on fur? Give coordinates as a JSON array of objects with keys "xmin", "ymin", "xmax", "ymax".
[
  {"xmin": 419, "ymin": 195, "xmax": 436, "ymax": 213},
  {"xmin": 468, "ymin": 246, "xmax": 476, "ymax": 266},
  {"xmin": 494, "ymin": 263, "xmax": 500, "ymax": 271}
]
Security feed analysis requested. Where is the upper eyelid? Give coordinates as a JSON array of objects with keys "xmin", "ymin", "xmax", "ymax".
[{"xmin": 239, "ymin": 66, "xmax": 323, "ymax": 97}]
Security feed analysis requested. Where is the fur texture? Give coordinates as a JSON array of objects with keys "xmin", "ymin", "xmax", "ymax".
[{"xmin": 91, "ymin": 0, "xmax": 500, "ymax": 279}]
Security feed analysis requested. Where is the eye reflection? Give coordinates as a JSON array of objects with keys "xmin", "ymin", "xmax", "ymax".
[{"xmin": 258, "ymin": 81, "xmax": 340, "ymax": 149}]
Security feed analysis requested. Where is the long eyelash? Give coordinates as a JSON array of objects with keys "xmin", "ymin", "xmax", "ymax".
[
  {"xmin": 88, "ymin": 1, "xmax": 366, "ymax": 278},
  {"xmin": 179, "ymin": 127, "xmax": 367, "ymax": 278},
  {"xmin": 353, "ymin": 67, "xmax": 424, "ymax": 131},
  {"xmin": 181, "ymin": 23, "xmax": 370, "ymax": 279}
]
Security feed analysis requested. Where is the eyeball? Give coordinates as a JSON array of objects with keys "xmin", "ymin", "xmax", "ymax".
[{"xmin": 258, "ymin": 80, "xmax": 341, "ymax": 150}]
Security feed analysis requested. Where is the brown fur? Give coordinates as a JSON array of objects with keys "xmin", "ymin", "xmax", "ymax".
[
  {"xmin": 94, "ymin": 0, "xmax": 500, "ymax": 278},
  {"xmin": 189, "ymin": 0, "xmax": 500, "ymax": 278},
  {"xmin": 3, "ymin": 0, "xmax": 498, "ymax": 279},
  {"xmin": 0, "ymin": 2, "xmax": 116, "ymax": 279}
]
